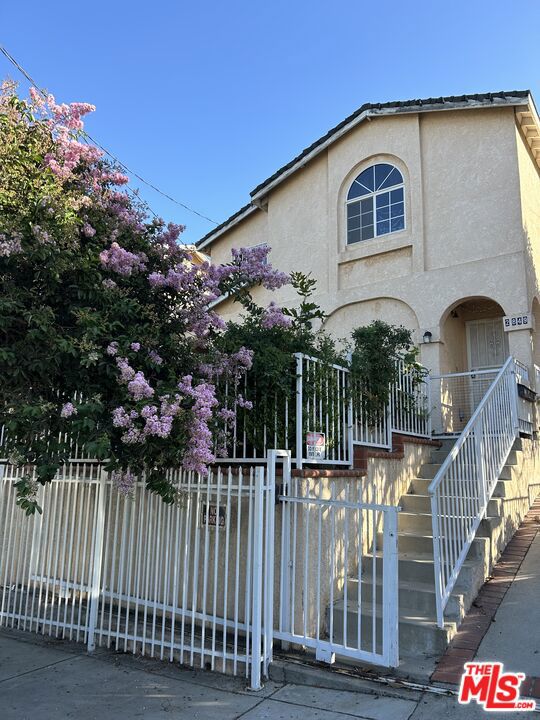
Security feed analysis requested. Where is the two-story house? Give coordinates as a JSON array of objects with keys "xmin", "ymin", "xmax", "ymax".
[{"xmin": 197, "ymin": 91, "xmax": 540, "ymax": 381}]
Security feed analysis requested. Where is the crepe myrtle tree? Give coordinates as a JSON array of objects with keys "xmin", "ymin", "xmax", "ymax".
[{"xmin": 0, "ymin": 82, "xmax": 290, "ymax": 513}]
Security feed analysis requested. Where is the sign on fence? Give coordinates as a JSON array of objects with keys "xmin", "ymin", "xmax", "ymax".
[
  {"xmin": 306, "ymin": 431, "xmax": 325, "ymax": 460},
  {"xmin": 200, "ymin": 503, "xmax": 226, "ymax": 528}
]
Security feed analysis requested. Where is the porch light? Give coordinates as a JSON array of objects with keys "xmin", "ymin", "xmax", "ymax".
[{"xmin": 422, "ymin": 330, "xmax": 433, "ymax": 344}]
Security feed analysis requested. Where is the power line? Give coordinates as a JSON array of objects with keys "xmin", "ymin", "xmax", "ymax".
[{"xmin": 0, "ymin": 45, "xmax": 219, "ymax": 226}]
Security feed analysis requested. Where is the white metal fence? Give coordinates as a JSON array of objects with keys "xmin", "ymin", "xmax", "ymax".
[
  {"xmin": 216, "ymin": 354, "xmax": 430, "ymax": 466},
  {"xmin": 0, "ymin": 463, "xmax": 274, "ymax": 690},
  {"xmin": 294, "ymin": 354, "xmax": 352, "ymax": 469},
  {"xmin": 513, "ymin": 359, "xmax": 535, "ymax": 435},
  {"xmin": 1, "ymin": 452, "xmax": 402, "ymax": 675},
  {"xmin": 428, "ymin": 358, "xmax": 519, "ymax": 627},
  {"xmin": 391, "ymin": 359, "xmax": 431, "ymax": 439},
  {"xmin": 270, "ymin": 450, "xmax": 400, "ymax": 668},
  {"xmin": 429, "ymin": 369, "xmax": 499, "ymax": 436},
  {"xmin": 352, "ymin": 360, "xmax": 430, "ymax": 450}
]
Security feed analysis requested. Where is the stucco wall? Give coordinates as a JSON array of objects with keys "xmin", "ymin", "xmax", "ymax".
[{"xmin": 206, "ymin": 105, "xmax": 540, "ymax": 376}]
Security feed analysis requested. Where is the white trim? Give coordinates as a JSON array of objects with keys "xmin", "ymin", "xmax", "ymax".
[
  {"xmin": 250, "ymin": 96, "xmax": 533, "ymax": 205},
  {"xmin": 197, "ymin": 204, "xmax": 259, "ymax": 251},
  {"xmin": 198, "ymin": 95, "xmax": 534, "ymax": 250}
]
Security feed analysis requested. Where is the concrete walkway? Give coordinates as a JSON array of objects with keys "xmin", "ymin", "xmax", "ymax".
[
  {"xmin": 476, "ymin": 531, "xmax": 540, "ymax": 676},
  {"xmin": 1, "ymin": 628, "xmax": 533, "ymax": 719},
  {"xmin": 432, "ymin": 495, "xmax": 540, "ymax": 698}
]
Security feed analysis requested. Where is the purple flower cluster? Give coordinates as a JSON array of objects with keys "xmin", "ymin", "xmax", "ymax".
[
  {"xmin": 153, "ymin": 222, "xmax": 186, "ymax": 260},
  {"xmin": 261, "ymin": 302, "xmax": 292, "ymax": 329},
  {"xmin": 127, "ymin": 371, "xmax": 154, "ymax": 400},
  {"xmin": 0, "ymin": 233, "xmax": 22, "ymax": 257},
  {"xmin": 230, "ymin": 245, "xmax": 290, "ymax": 290},
  {"xmin": 199, "ymin": 346, "xmax": 253, "ymax": 382},
  {"xmin": 148, "ymin": 349, "xmax": 163, "ymax": 365},
  {"xmin": 236, "ymin": 395, "xmax": 253, "ymax": 410},
  {"xmin": 112, "ymin": 407, "xmax": 132, "ymax": 428},
  {"xmin": 218, "ymin": 408, "xmax": 236, "ymax": 424},
  {"xmin": 99, "ymin": 242, "xmax": 147, "ymax": 276},
  {"xmin": 106, "ymin": 342, "xmax": 119, "ymax": 356},
  {"xmin": 81, "ymin": 222, "xmax": 96, "ymax": 237},
  {"xmin": 113, "ymin": 357, "xmax": 154, "ymax": 399},
  {"xmin": 177, "ymin": 375, "xmax": 218, "ymax": 474},
  {"xmin": 111, "ymin": 470, "xmax": 136, "ymax": 496},
  {"xmin": 148, "ymin": 255, "xmax": 197, "ymax": 292},
  {"xmin": 112, "ymin": 394, "xmax": 181, "ymax": 445},
  {"xmin": 60, "ymin": 402, "xmax": 77, "ymax": 418},
  {"xmin": 31, "ymin": 224, "xmax": 51, "ymax": 244},
  {"xmin": 115, "ymin": 356, "xmax": 135, "ymax": 383}
]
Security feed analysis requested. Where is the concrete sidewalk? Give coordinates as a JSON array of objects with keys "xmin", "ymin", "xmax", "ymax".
[
  {"xmin": 0, "ymin": 628, "xmax": 535, "ymax": 719},
  {"xmin": 432, "ymin": 495, "xmax": 540, "ymax": 697},
  {"xmin": 476, "ymin": 531, "xmax": 540, "ymax": 677}
]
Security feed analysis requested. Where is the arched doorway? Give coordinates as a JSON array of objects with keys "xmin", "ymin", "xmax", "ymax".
[{"xmin": 440, "ymin": 297, "xmax": 508, "ymax": 375}]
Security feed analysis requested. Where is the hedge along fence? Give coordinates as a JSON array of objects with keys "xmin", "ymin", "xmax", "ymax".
[{"xmin": 214, "ymin": 353, "xmax": 431, "ymax": 466}]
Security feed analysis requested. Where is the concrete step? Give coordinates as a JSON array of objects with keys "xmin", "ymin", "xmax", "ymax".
[
  {"xmin": 386, "ymin": 531, "xmax": 488, "ymax": 561},
  {"xmin": 410, "ymin": 474, "xmax": 513, "ymax": 497},
  {"xmin": 365, "ymin": 550, "xmax": 484, "ymax": 587},
  {"xmin": 398, "ymin": 510, "xmax": 500, "ymax": 537},
  {"xmin": 400, "ymin": 494, "xmax": 502, "ymax": 517},
  {"xmin": 345, "ymin": 577, "xmax": 466, "ymax": 621},
  {"xmin": 430, "ymin": 449, "xmax": 452, "ymax": 464},
  {"xmin": 492, "ymin": 478, "xmax": 513, "ymax": 497},
  {"xmin": 432, "ymin": 438, "xmax": 457, "ymax": 452},
  {"xmin": 419, "ymin": 455, "xmax": 519, "ymax": 481},
  {"xmin": 327, "ymin": 599, "xmax": 456, "ymax": 656},
  {"xmin": 418, "ymin": 464, "xmax": 442, "ymax": 479}
]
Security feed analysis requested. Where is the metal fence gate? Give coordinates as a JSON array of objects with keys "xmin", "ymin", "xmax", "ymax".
[
  {"xmin": 269, "ymin": 450, "xmax": 400, "ymax": 668},
  {"xmin": 0, "ymin": 462, "xmax": 274, "ymax": 690}
]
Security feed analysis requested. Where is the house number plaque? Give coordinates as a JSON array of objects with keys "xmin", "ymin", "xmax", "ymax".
[{"xmin": 503, "ymin": 313, "xmax": 534, "ymax": 332}]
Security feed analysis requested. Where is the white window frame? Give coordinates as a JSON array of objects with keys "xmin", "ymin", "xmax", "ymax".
[{"xmin": 345, "ymin": 165, "xmax": 406, "ymax": 245}]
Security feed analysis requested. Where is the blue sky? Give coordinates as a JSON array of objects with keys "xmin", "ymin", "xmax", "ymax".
[{"xmin": 2, "ymin": 1, "xmax": 539, "ymax": 244}]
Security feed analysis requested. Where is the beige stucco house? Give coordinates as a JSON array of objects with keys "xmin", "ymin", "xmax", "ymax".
[{"xmin": 197, "ymin": 91, "xmax": 540, "ymax": 380}]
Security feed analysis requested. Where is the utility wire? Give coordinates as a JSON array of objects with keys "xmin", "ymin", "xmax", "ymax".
[{"xmin": 0, "ymin": 44, "xmax": 219, "ymax": 226}]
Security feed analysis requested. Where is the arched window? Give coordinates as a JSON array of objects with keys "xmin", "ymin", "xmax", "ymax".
[{"xmin": 346, "ymin": 163, "xmax": 405, "ymax": 244}]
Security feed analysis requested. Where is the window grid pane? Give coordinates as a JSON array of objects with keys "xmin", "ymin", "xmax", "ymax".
[
  {"xmin": 347, "ymin": 197, "xmax": 375, "ymax": 244},
  {"xmin": 347, "ymin": 165, "xmax": 405, "ymax": 244}
]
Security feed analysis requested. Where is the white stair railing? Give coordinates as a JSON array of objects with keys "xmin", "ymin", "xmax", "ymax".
[{"xmin": 429, "ymin": 357, "xmax": 520, "ymax": 628}]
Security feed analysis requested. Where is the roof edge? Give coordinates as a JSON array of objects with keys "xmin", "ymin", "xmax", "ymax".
[
  {"xmin": 196, "ymin": 202, "xmax": 258, "ymax": 250},
  {"xmin": 197, "ymin": 90, "xmax": 532, "ymax": 249},
  {"xmin": 250, "ymin": 91, "xmax": 531, "ymax": 202}
]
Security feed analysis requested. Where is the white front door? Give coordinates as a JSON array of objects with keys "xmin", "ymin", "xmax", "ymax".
[{"xmin": 466, "ymin": 318, "xmax": 509, "ymax": 371}]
